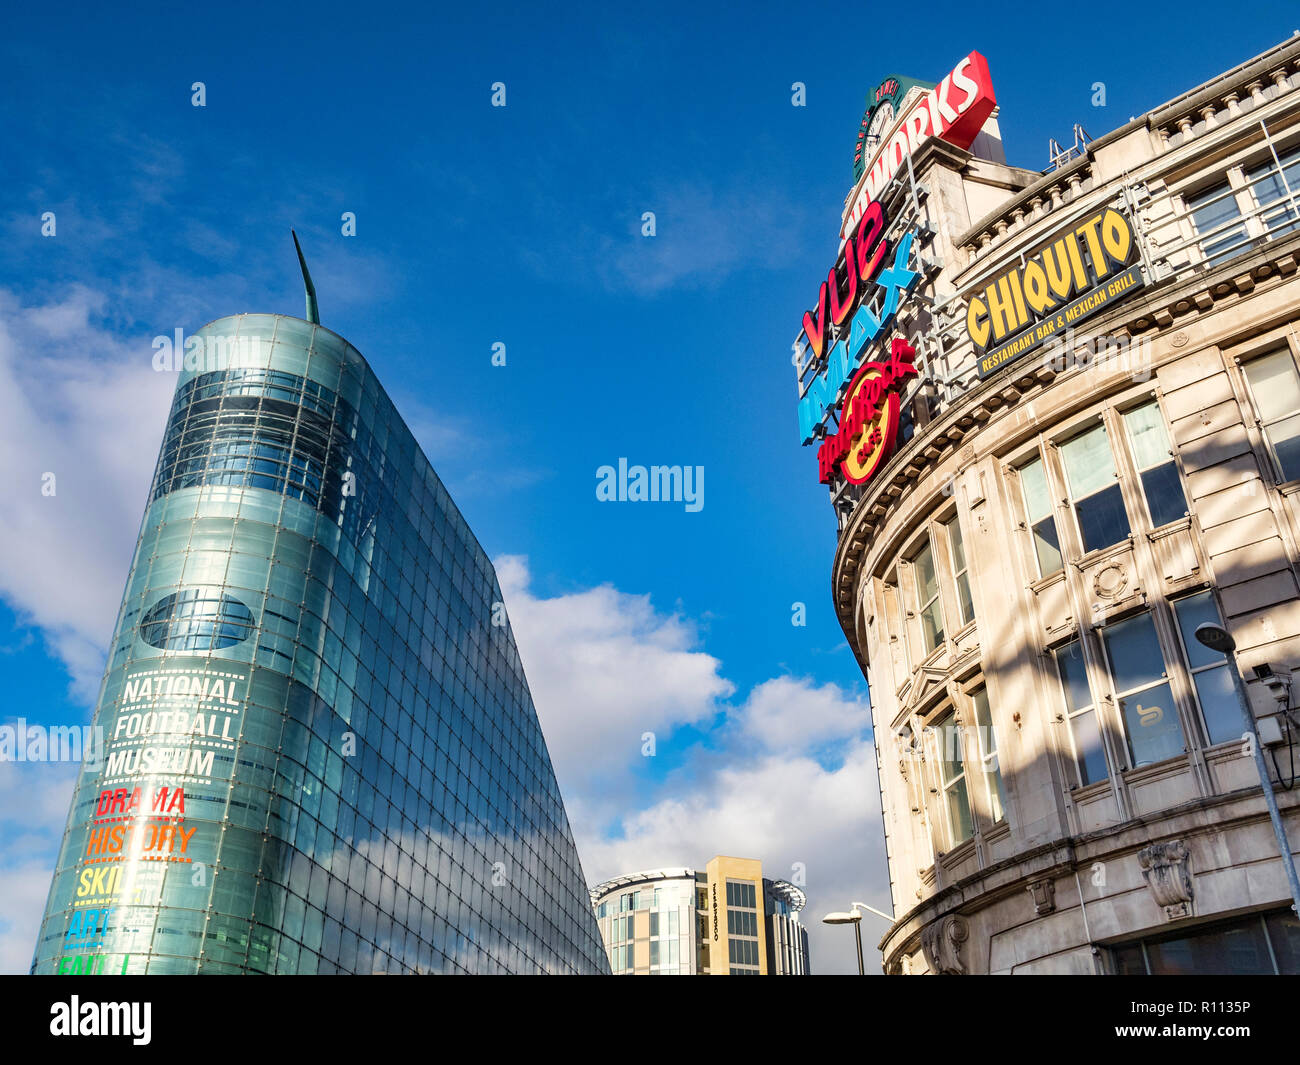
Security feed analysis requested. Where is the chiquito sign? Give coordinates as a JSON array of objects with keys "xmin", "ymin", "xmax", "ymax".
[
  {"xmin": 797, "ymin": 51, "xmax": 997, "ymax": 486},
  {"xmin": 966, "ymin": 207, "xmax": 1144, "ymax": 379}
]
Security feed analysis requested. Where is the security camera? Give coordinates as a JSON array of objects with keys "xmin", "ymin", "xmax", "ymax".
[{"xmin": 1253, "ymin": 663, "xmax": 1292, "ymax": 705}]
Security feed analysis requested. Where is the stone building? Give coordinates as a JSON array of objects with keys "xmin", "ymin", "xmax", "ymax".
[{"xmin": 795, "ymin": 35, "xmax": 1300, "ymax": 973}]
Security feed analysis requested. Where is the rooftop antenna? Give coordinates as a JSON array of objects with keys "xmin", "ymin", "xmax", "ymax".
[{"xmin": 291, "ymin": 229, "xmax": 320, "ymax": 325}]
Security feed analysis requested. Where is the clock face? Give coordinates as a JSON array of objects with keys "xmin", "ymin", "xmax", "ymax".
[
  {"xmin": 867, "ymin": 100, "xmax": 895, "ymax": 145},
  {"xmin": 853, "ymin": 80, "xmax": 906, "ymax": 181}
]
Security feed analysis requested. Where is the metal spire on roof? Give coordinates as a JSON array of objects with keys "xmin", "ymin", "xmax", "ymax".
[{"xmin": 291, "ymin": 229, "xmax": 320, "ymax": 325}]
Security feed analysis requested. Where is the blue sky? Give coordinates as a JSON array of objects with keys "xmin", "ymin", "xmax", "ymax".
[{"xmin": 1, "ymin": 0, "xmax": 1296, "ymax": 974}]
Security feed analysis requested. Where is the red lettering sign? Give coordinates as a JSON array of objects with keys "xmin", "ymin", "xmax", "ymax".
[
  {"xmin": 801, "ymin": 201, "xmax": 889, "ymax": 359},
  {"xmin": 841, "ymin": 51, "xmax": 997, "ymax": 242}
]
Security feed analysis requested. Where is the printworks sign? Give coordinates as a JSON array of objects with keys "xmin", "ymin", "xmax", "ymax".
[
  {"xmin": 797, "ymin": 51, "xmax": 998, "ymax": 488},
  {"xmin": 840, "ymin": 51, "xmax": 997, "ymax": 244},
  {"xmin": 966, "ymin": 207, "xmax": 1145, "ymax": 379}
]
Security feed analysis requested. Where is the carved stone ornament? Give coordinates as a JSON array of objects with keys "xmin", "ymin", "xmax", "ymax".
[
  {"xmin": 1027, "ymin": 878, "xmax": 1057, "ymax": 916},
  {"xmin": 920, "ymin": 914, "xmax": 969, "ymax": 974},
  {"xmin": 1092, "ymin": 562, "xmax": 1129, "ymax": 601},
  {"xmin": 1138, "ymin": 839, "xmax": 1194, "ymax": 920}
]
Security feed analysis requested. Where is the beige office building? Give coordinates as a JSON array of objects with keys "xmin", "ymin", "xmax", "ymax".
[
  {"xmin": 589, "ymin": 856, "xmax": 810, "ymax": 974},
  {"xmin": 795, "ymin": 34, "xmax": 1300, "ymax": 973}
]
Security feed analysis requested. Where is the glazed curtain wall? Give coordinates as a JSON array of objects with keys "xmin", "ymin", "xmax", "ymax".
[{"xmin": 32, "ymin": 314, "xmax": 609, "ymax": 975}]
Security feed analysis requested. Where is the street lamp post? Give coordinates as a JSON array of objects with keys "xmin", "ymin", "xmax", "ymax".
[
  {"xmin": 1194, "ymin": 621, "xmax": 1300, "ymax": 918},
  {"xmin": 822, "ymin": 901, "xmax": 894, "ymax": 975}
]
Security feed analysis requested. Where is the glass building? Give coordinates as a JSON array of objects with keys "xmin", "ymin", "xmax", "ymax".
[{"xmin": 32, "ymin": 312, "xmax": 609, "ymax": 974}]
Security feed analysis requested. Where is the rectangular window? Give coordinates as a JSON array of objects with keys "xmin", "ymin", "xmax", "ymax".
[
  {"xmin": 1123, "ymin": 402, "xmax": 1187, "ymax": 528},
  {"xmin": 1187, "ymin": 180, "xmax": 1247, "ymax": 266},
  {"xmin": 1172, "ymin": 592, "xmax": 1242, "ymax": 746},
  {"xmin": 947, "ymin": 516, "xmax": 974, "ymax": 626},
  {"xmin": 971, "ymin": 688, "xmax": 1006, "ymax": 823},
  {"xmin": 913, "ymin": 539, "xmax": 945, "ymax": 655},
  {"xmin": 1101, "ymin": 612, "xmax": 1187, "ymax": 768},
  {"xmin": 1055, "ymin": 639, "xmax": 1109, "ymax": 785},
  {"xmin": 1019, "ymin": 455, "xmax": 1062, "ymax": 577},
  {"xmin": 1110, "ymin": 909, "xmax": 1299, "ymax": 975},
  {"xmin": 887, "ymin": 571, "xmax": 909, "ymax": 673},
  {"xmin": 1247, "ymin": 144, "xmax": 1300, "ymax": 239},
  {"xmin": 1060, "ymin": 423, "xmax": 1130, "ymax": 554},
  {"xmin": 934, "ymin": 710, "xmax": 973, "ymax": 845},
  {"xmin": 726, "ymin": 881, "xmax": 756, "ymax": 909},
  {"xmin": 1243, "ymin": 349, "xmax": 1300, "ymax": 483}
]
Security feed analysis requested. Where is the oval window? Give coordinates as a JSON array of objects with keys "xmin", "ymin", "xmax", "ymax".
[{"xmin": 140, "ymin": 590, "xmax": 254, "ymax": 651}]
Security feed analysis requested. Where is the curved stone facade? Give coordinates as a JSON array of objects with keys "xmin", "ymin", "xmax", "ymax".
[{"xmin": 815, "ymin": 37, "xmax": 1300, "ymax": 974}]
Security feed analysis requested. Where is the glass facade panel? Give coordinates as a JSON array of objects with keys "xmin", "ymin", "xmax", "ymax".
[
  {"xmin": 1123, "ymin": 402, "xmax": 1187, "ymax": 528},
  {"xmin": 1188, "ymin": 181, "xmax": 1248, "ymax": 266},
  {"xmin": 1172, "ymin": 592, "xmax": 1242, "ymax": 745},
  {"xmin": 1244, "ymin": 349, "xmax": 1300, "ymax": 483},
  {"xmin": 1102, "ymin": 613, "xmax": 1186, "ymax": 768},
  {"xmin": 935, "ymin": 711, "xmax": 972, "ymax": 845},
  {"xmin": 947, "ymin": 516, "xmax": 974, "ymax": 626},
  {"xmin": 913, "ymin": 540, "xmax": 945, "ymax": 654},
  {"xmin": 1112, "ymin": 910, "xmax": 1300, "ymax": 974},
  {"xmin": 32, "ymin": 314, "xmax": 609, "ymax": 975},
  {"xmin": 971, "ymin": 689, "xmax": 1006, "ymax": 823},
  {"xmin": 1060, "ymin": 424, "xmax": 1130, "ymax": 554},
  {"xmin": 1055, "ymin": 639, "xmax": 1108, "ymax": 785},
  {"xmin": 1265, "ymin": 911, "xmax": 1300, "ymax": 974},
  {"xmin": 1247, "ymin": 145, "xmax": 1300, "ymax": 237},
  {"xmin": 1144, "ymin": 921, "xmax": 1273, "ymax": 975},
  {"xmin": 1019, "ymin": 455, "xmax": 1062, "ymax": 577}
]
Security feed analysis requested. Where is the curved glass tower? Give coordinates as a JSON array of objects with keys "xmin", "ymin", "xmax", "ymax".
[{"xmin": 32, "ymin": 312, "xmax": 609, "ymax": 974}]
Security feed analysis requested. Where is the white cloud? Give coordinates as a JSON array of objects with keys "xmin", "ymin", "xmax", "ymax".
[
  {"xmin": 0, "ymin": 285, "xmax": 174, "ymax": 698},
  {"xmin": 734, "ymin": 675, "xmax": 871, "ymax": 750},
  {"xmin": 497, "ymin": 555, "xmax": 734, "ymax": 791}
]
